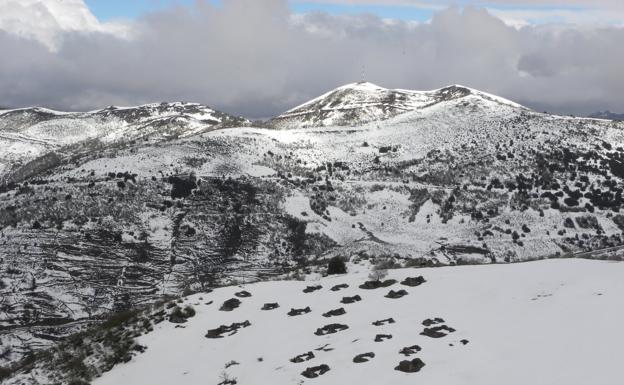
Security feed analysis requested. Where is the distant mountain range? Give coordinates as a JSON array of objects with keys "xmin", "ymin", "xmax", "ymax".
[{"xmin": 589, "ymin": 111, "xmax": 624, "ymax": 121}]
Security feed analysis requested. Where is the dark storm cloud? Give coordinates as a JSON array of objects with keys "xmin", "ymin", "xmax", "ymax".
[{"xmin": 0, "ymin": 0, "xmax": 623, "ymax": 118}]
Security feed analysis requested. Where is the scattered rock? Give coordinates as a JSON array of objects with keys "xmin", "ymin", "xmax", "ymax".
[
  {"xmin": 234, "ymin": 290, "xmax": 252, "ymax": 298},
  {"xmin": 219, "ymin": 298, "xmax": 242, "ymax": 312},
  {"xmin": 301, "ymin": 364, "xmax": 330, "ymax": 378},
  {"xmin": 460, "ymin": 339, "xmax": 469, "ymax": 345},
  {"xmin": 340, "ymin": 295, "xmax": 362, "ymax": 304},
  {"xmin": 206, "ymin": 321, "xmax": 251, "ymax": 338},
  {"xmin": 261, "ymin": 303, "xmax": 280, "ymax": 311},
  {"xmin": 422, "ymin": 318, "xmax": 445, "ymax": 326},
  {"xmin": 315, "ymin": 323, "xmax": 349, "ymax": 336},
  {"xmin": 401, "ymin": 276, "xmax": 426, "ymax": 287},
  {"xmin": 395, "ymin": 358, "xmax": 426, "ymax": 373},
  {"xmin": 288, "ymin": 307, "xmax": 311, "ymax": 316},
  {"xmin": 372, "ymin": 318, "xmax": 395, "ymax": 326},
  {"xmin": 353, "ymin": 352, "xmax": 375, "ymax": 363},
  {"xmin": 385, "ymin": 289, "xmax": 408, "ymax": 299},
  {"xmin": 303, "ymin": 285, "xmax": 323, "ymax": 293},
  {"xmin": 420, "ymin": 325, "xmax": 456, "ymax": 338},
  {"xmin": 290, "ymin": 351, "xmax": 315, "ymax": 363},
  {"xmin": 399, "ymin": 345, "xmax": 421, "ymax": 356},
  {"xmin": 322, "ymin": 308, "xmax": 346, "ymax": 318},
  {"xmin": 374, "ymin": 334, "xmax": 393, "ymax": 342},
  {"xmin": 330, "ymin": 284, "xmax": 349, "ymax": 291},
  {"xmin": 359, "ymin": 279, "xmax": 397, "ymax": 290}
]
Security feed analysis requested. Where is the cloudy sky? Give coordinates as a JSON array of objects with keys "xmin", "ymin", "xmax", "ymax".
[{"xmin": 0, "ymin": 0, "xmax": 622, "ymax": 118}]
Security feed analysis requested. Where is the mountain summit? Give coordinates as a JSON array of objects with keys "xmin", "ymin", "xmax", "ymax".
[{"xmin": 268, "ymin": 82, "xmax": 525, "ymax": 129}]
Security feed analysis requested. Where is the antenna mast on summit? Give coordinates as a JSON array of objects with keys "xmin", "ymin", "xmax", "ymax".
[{"xmin": 361, "ymin": 64, "xmax": 366, "ymax": 84}]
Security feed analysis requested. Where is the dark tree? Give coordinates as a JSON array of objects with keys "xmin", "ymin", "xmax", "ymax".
[{"xmin": 327, "ymin": 256, "xmax": 347, "ymax": 275}]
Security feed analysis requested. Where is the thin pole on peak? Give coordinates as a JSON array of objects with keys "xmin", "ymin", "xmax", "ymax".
[{"xmin": 360, "ymin": 64, "xmax": 366, "ymax": 84}]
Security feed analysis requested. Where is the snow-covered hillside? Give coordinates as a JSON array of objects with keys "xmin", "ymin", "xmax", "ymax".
[
  {"xmin": 2, "ymin": 83, "xmax": 624, "ymax": 377},
  {"xmin": 268, "ymin": 82, "xmax": 526, "ymax": 129},
  {"xmin": 8, "ymin": 258, "xmax": 622, "ymax": 385},
  {"xmin": 0, "ymin": 102, "xmax": 248, "ymax": 182}
]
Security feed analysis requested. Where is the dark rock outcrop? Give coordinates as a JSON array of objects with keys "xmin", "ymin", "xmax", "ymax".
[
  {"xmin": 301, "ymin": 364, "xmax": 330, "ymax": 378},
  {"xmin": 422, "ymin": 317, "xmax": 445, "ymax": 326},
  {"xmin": 359, "ymin": 279, "xmax": 396, "ymax": 290},
  {"xmin": 322, "ymin": 308, "xmax": 346, "ymax": 318},
  {"xmin": 315, "ymin": 323, "xmax": 349, "ymax": 336},
  {"xmin": 288, "ymin": 307, "xmax": 312, "ymax": 316},
  {"xmin": 219, "ymin": 298, "xmax": 242, "ymax": 312},
  {"xmin": 290, "ymin": 351, "xmax": 315, "ymax": 363},
  {"xmin": 395, "ymin": 358, "xmax": 426, "ymax": 373},
  {"xmin": 353, "ymin": 352, "xmax": 375, "ymax": 363},
  {"xmin": 401, "ymin": 276, "xmax": 426, "ymax": 287},
  {"xmin": 234, "ymin": 290, "xmax": 252, "ymax": 298},
  {"xmin": 330, "ymin": 284, "xmax": 349, "ymax": 291},
  {"xmin": 205, "ymin": 320, "xmax": 251, "ymax": 338},
  {"xmin": 374, "ymin": 334, "xmax": 393, "ymax": 342},
  {"xmin": 261, "ymin": 303, "xmax": 279, "ymax": 311},
  {"xmin": 399, "ymin": 345, "xmax": 422, "ymax": 356},
  {"xmin": 385, "ymin": 289, "xmax": 408, "ymax": 299},
  {"xmin": 303, "ymin": 285, "xmax": 323, "ymax": 293},
  {"xmin": 421, "ymin": 325, "xmax": 456, "ymax": 338},
  {"xmin": 372, "ymin": 318, "xmax": 395, "ymax": 326},
  {"xmin": 340, "ymin": 295, "xmax": 362, "ymax": 304}
]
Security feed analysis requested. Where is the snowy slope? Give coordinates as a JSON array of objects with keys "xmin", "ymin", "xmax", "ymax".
[
  {"xmin": 0, "ymin": 102, "xmax": 249, "ymax": 182},
  {"xmin": 3, "ymin": 83, "xmax": 624, "ymax": 375},
  {"xmin": 79, "ymin": 259, "xmax": 624, "ymax": 385},
  {"xmin": 268, "ymin": 82, "xmax": 526, "ymax": 129}
]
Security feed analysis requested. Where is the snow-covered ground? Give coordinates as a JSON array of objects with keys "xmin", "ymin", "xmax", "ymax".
[{"xmin": 92, "ymin": 259, "xmax": 624, "ymax": 385}]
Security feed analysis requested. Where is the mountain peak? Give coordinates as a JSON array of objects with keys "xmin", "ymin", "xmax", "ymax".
[{"xmin": 268, "ymin": 82, "xmax": 523, "ymax": 129}]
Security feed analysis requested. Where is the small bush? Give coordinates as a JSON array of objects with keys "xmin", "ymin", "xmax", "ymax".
[{"xmin": 169, "ymin": 305, "xmax": 195, "ymax": 323}]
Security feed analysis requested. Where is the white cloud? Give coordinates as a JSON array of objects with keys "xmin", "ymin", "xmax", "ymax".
[
  {"xmin": 0, "ymin": 0, "xmax": 622, "ymax": 117},
  {"xmin": 293, "ymin": 0, "xmax": 624, "ymax": 26},
  {"xmin": 0, "ymin": 0, "xmax": 130, "ymax": 50},
  {"xmin": 294, "ymin": 0, "xmax": 624, "ymax": 9}
]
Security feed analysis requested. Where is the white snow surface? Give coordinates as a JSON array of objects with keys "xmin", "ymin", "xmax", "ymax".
[{"xmin": 93, "ymin": 259, "xmax": 624, "ymax": 385}]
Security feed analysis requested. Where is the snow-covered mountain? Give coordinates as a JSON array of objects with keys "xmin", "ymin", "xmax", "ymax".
[
  {"xmin": 2, "ymin": 83, "xmax": 624, "ymax": 383},
  {"xmin": 0, "ymin": 102, "xmax": 249, "ymax": 182},
  {"xmin": 590, "ymin": 111, "xmax": 624, "ymax": 121},
  {"xmin": 268, "ymin": 82, "xmax": 525, "ymax": 129}
]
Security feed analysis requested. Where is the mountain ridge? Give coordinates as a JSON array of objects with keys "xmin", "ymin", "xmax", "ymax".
[
  {"xmin": 267, "ymin": 82, "xmax": 528, "ymax": 129},
  {"xmin": 2, "ymin": 82, "xmax": 624, "ymax": 380}
]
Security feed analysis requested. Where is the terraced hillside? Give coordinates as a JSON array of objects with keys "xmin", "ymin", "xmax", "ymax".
[
  {"xmin": 6, "ymin": 259, "xmax": 623, "ymax": 385},
  {"xmin": 2, "ymin": 83, "xmax": 624, "ymax": 372}
]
